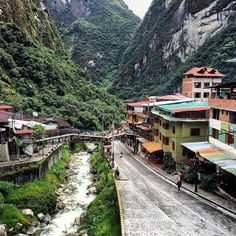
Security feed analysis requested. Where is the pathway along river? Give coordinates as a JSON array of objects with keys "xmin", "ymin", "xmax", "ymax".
[{"xmin": 41, "ymin": 151, "xmax": 95, "ymax": 236}]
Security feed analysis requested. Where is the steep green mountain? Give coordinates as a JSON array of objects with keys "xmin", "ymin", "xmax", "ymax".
[
  {"xmin": 43, "ymin": 0, "xmax": 140, "ymax": 86},
  {"xmin": 0, "ymin": 0, "xmax": 124, "ymax": 129},
  {"xmin": 111, "ymin": 0, "xmax": 236, "ymax": 99},
  {"xmin": 0, "ymin": 0, "xmax": 62, "ymax": 50}
]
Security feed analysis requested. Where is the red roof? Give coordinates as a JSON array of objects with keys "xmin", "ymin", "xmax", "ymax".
[
  {"xmin": 0, "ymin": 105, "xmax": 13, "ymax": 110},
  {"xmin": 137, "ymin": 125, "xmax": 151, "ymax": 131},
  {"xmin": 185, "ymin": 67, "xmax": 224, "ymax": 77},
  {"xmin": 171, "ymin": 107, "xmax": 210, "ymax": 113},
  {"xmin": 15, "ymin": 129, "xmax": 33, "ymax": 134},
  {"xmin": 127, "ymin": 101, "xmax": 147, "ymax": 107}
]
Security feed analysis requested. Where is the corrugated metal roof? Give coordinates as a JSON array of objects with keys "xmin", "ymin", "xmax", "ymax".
[{"xmin": 157, "ymin": 102, "xmax": 209, "ymax": 113}]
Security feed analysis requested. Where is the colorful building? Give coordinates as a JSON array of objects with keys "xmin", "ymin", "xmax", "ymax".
[
  {"xmin": 182, "ymin": 67, "xmax": 224, "ymax": 101},
  {"xmin": 152, "ymin": 101, "xmax": 209, "ymax": 164},
  {"xmin": 182, "ymin": 82, "xmax": 236, "ymax": 197}
]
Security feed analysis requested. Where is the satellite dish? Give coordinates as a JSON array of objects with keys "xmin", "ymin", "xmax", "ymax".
[{"xmin": 33, "ymin": 111, "xmax": 39, "ymax": 117}]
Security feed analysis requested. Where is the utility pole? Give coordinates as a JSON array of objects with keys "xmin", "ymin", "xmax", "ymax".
[
  {"xmin": 194, "ymin": 153, "xmax": 200, "ymax": 192},
  {"xmin": 111, "ymin": 113, "xmax": 115, "ymax": 168}
]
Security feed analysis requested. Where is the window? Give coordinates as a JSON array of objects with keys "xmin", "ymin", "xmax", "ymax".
[
  {"xmin": 203, "ymin": 92, "xmax": 209, "ymax": 98},
  {"xmin": 204, "ymin": 82, "xmax": 210, "ymax": 88},
  {"xmin": 154, "ymin": 129, "xmax": 159, "ymax": 136},
  {"xmin": 190, "ymin": 128, "xmax": 200, "ymax": 136},
  {"xmin": 163, "ymin": 123, "xmax": 169, "ymax": 129},
  {"xmin": 213, "ymin": 109, "xmax": 219, "ymax": 120},
  {"xmin": 194, "ymin": 92, "xmax": 201, "ymax": 98},
  {"xmin": 226, "ymin": 133, "xmax": 234, "ymax": 145},
  {"xmin": 159, "ymin": 133, "xmax": 162, "ymax": 140},
  {"xmin": 159, "ymin": 120, "xmax": 162, "ymax": 126},
  {"xmin": 163, "ymin": 136, "xmax": 169, "ymax": 145},
  {"xmin": 212, "ymin": 128, "xmax": 219, "ymax": 139},
  {"xmin": 172, "ymin": 141, "xmax": 175, "ymax": 151},
  {"xmin": 154, "ymin": 117, "xmax": 159, "ymax": 123},
  {"xmin": 194, "ymin": 82, "xmax": 201, "ymax": 88},
  {"xmin": 221, "ymin": 110, "xmax": 224, "ymax": 115},
  {"xmin": 226, "ymin": 110, "xmax": 229, "ymax": 116},
  {"xmin": 172, "ymin": 126, "xmax": 176, "ymax": 134}
]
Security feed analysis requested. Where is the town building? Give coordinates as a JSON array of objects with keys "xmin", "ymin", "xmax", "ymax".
[
  {"xmin": 152, "ymin": 101, "xmax": 209, "ymax": 164},
  {"xmin": 182, "ymin": 67, "xmax": 224, "ymax": 101},
  {"xmin": 182, "ymin": 82, "xmax": 236, "ymax": 197}
]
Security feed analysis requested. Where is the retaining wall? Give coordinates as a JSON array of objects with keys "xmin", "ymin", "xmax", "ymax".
[{"xmin": 0, "ymin": 143, "xmax": 64, "ymax": 184}]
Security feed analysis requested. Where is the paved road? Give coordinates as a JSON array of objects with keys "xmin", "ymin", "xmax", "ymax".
[{"xmin": 114, "ymin": 141, "xmax": 236, "ymax": 236}]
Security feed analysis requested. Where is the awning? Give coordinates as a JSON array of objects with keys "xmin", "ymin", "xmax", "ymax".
[
  {"xmin": 136, "ymin": 125, "xmax": 151, "ymax": 131},
  {"xmin": 136, "ymin": 137, "xmax": 149, "ymax": 143},
  {"xmin": 142, "ymin": 142, "xmax": 161, "ymax": 153},
  {"xmin": 182, "ymin": 142, "xmax": 236, "ymax": 176}
]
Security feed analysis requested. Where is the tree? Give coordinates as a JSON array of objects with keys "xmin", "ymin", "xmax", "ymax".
[{"xmin": 33, "ymin": 124, "xmax": 46, "ymax": 140}]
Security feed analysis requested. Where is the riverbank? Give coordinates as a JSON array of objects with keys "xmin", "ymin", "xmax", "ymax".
[
  {"xmin": 81, "ymin": 145, "xmax": 121, "ymax": 236},
  {"xmin": 0, "ymin": 143, "xmax": 86, "ymax": 235}
]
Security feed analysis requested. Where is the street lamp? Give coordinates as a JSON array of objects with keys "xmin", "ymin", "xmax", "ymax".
[
  {"xmin": 111, "ymin": 113, "xmax": 115, "ymax": 167},
  {"xmin": 194, "ymin": 152, "xmax": 200, "ymax": 192}
]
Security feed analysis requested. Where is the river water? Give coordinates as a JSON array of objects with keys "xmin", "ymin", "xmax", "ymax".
[{"xmin": 40, "ymin": 151, "xmax": 95, "ymax": 236}]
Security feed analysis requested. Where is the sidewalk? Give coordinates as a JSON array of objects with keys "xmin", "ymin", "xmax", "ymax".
[{"xmin": 124, "ymin": 143, "xmax": 236, "ymax": 215}]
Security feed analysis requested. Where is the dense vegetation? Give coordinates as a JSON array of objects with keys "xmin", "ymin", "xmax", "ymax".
[
  {"xmin": 83, "ymin": 145, "xmax": 121, "ymax": 236},
  {"xmin": 0, "ymin": 22, "xmax": 124, "ymax": 129},
  {"xmin": 51, "ymin": 0, "xmax": 140, "ymax": 87},
  {"xmin": 111, "ymin": 0, "xmax": 236, "ymax": 100},
  {"xmin": 0, "ymin": 145, "xmax": 71, "ymax": 228}
]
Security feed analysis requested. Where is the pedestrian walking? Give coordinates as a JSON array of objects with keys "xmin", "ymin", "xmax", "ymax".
[
  {"xmin": 120, "ymin": 151, "xmax": 123, "ymax": 158},
  {"xmin": 177, "ymin": 170, "xmax": 184, "ymax": 191},
  {"xmin": 115, "ymin": 167, "xmax": 120, "ymax": 179}
]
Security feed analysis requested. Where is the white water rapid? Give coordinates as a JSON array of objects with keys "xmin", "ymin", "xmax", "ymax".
[{"xmin": 40, "ymin": 151, "xmax": 95, "ymax": 236}]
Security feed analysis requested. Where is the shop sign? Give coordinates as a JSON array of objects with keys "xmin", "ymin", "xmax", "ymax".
[
  {"xmin": 221, "ymin": 122, "xmax": 230, "ymax": 132},
  {"xmin": 230, "ymin": 124, "xmax": 236, "ymax": 134},
  {"xmin": 210, "ymin": 119, "xmax": 221, "ymax": 131}
]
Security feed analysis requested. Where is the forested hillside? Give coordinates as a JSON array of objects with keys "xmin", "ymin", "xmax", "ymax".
[
  {"xmin": 111, "ymin": 0, "xmax": 236, "ymax": 99},
  {"xmin": 0, "ymin": 0, "xmax": 124, "ymax": 129},
  {"xmin": 43, "ymin": 0, "xmax": 140, "ymax": 86}
]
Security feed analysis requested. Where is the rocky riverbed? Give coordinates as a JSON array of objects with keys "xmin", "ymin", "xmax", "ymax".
[{"xmin": 40, "ymin": 150, "xmax": 96, "ymax": 236}]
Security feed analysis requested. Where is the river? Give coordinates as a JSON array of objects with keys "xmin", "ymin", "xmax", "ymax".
[{"xmin": 40, "ymin": 151, "xmax": 95, "ymax": 236}]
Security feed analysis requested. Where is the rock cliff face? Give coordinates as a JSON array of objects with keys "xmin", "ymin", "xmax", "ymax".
[
  {"xmin": 43, "ymin": 0, "xmax": 140, "ymax": 85},
  {"xmin": 111, "ymin": 0, "xmax": 236, "ymax": 99},
  {"xmin": 0, "ymin": 0, "xmax": 62, "ymax": 50}
]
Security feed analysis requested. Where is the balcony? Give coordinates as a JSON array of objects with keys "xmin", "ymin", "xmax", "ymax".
[{"xmin": 209, "ymin": 98, "xmax": 236, "ymax": 111}]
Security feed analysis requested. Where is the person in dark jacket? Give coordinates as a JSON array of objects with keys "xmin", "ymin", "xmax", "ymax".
[
  {"xmin": 177, "ymin": 171, "xmax": 184, "ymax": 191},
  {"xmin": 115, "ymin": 167, "xmax": 120, "ymax": 179}
]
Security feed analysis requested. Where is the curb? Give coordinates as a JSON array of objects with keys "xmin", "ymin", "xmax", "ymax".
[
  {"xmin": 115, "ymin": 180, "xmax": 126, "ymax": 236},
  {"xmin": 135, "ymin": 154, "xmax": 236, "ymax": 217}
]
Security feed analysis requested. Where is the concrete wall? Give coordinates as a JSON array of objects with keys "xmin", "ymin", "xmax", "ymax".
[
  {"xmin": 0, "ymin": 143, "xmax": 10, "ymax": 162},
  {"xmin": 0, "ymin": 144, "xmax": 64, "ymax": 184}
]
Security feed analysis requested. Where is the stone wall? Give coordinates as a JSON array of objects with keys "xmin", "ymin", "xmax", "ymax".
[
  {"xmin": 0, "ymin": 143, "xmax": 10, "ymax": 162},
  {"xmin": 0, "ymin": 143, "xmax": 64, "ymax": 184}
]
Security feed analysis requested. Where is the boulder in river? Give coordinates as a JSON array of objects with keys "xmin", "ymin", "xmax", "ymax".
[
  {"xmin": 0, "ymin": 224, "xmax": 7, "ymax": 236},
  {"xmin": 16, "ymin": 223, "xmax": 23, "ymax": 231},
  {"xmin": 44, "ymin": 214, "xmax": 51, "ymax": 223},
  {"xmin": 74, "ymin": 216, "xmax": 81, "ymax": 226},
  {"xmin": 78, "ymin": 229, "xmax": 88, "ymax": 236},
  {"xmin": 57, "ymin": 202, "xmax": 65, "ymax": 210},
  {"xmin": 22, "ymin": 209, "xmax": 34, "ymax": 216},
  {"xmin": 79, "ymin": 212, "xmax": 87, "ymax": 225},
  {"xmin": 37, "ymin": 213, "xmax": 45, "ymax": 221}
]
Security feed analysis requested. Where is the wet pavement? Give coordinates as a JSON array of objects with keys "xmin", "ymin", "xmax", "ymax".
[{"xmin": 114, "ymin": 141, "xmax": 236, "ymax": 236}]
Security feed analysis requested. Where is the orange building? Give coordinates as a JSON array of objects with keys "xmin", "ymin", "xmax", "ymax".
[{"xmin": 182, "ymin": 67, "xmax": 224, "ymax": 101}]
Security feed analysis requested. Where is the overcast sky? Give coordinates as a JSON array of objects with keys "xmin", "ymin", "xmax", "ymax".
[{"xmin": 123, "ymin": 0, "xmax": 152, "ymax": 18}]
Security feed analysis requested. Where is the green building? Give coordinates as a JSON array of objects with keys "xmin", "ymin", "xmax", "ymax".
[{"xmin": 151, "ymin": 101, "xmax": 209, "ymax": 164}]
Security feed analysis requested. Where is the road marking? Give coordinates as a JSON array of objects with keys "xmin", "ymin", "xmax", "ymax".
[{"xmin": 116, "ymin": 141, "xmax": 230, "ymax": 236}]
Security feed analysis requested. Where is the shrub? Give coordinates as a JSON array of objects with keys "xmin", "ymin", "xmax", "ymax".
[
  {"xmin": 163, "ymin": 152, "xmax": 176, "ymax": 173},
  {"xmin": 200, "ymin": 175, "xmax": 217, "ymax": 193},
  {"xmin": 0, "ymin": 204, "xmax": 34, "ymax": 228},
  {"xmin": 0, "ymin": 181, "xmax": 14, "ymax": 195},
  {"xmin": 182, "ymin": 165, "xmax": 195, "ymax": 184}
]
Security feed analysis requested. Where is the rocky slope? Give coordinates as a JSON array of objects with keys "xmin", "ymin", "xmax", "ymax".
[
  {"xmin": 0, "ymin": 0, "xmax": 62, "ymax": 50},
  {"xmin": 111, "ymin": 0, "xmax": 236, "ymax": 99},
  {"xmin": 0, "ymin": 0, "xmax": 124, "ymax": 129},
  {"xmin": 42, "ymin": 0, "xmax": 140, "ymax": 86}
]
